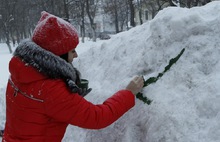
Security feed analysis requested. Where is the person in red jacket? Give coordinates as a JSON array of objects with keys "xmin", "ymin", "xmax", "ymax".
[{"xmin": 2, "ymin": 11, "xmax": 144, "ymax": 142}]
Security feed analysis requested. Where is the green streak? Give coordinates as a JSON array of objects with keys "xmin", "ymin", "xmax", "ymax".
[{"xmin": 136, "ymin": 48, "xmax": 185, "ymax": 105}]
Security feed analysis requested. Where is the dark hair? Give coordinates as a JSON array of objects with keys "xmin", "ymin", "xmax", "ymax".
[
  {"xmin": 60, "ymin": 53, "xmax": 68, "ymax": 62},
  {"xmin": 60, "ymin": 52, "xmax": 81, "ymax": 85}
]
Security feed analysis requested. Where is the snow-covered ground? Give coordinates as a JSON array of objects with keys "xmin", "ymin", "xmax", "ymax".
[{"xmin": 1, "ymin": 1, "xmax": 220, "ymax": 142}]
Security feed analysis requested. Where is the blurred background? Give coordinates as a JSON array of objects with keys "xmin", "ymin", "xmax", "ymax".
[{"xmin": 0, "ymin": 0, "xmax": 212, "ymax": 53}]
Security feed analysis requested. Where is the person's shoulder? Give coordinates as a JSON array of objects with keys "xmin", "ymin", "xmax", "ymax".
[
  {"xmin": 43, "ymin": 79, "xmax": 66, "ymax": 89},
  {"xmin": 42, "ymin": 78, "xmax": 78, "ymax": 102},
  {"xmin": 42, "ymin": 78, "xmax": 76, "ymax": 96}
]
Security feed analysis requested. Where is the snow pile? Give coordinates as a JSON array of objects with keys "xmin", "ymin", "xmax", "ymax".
[
  {"xmin": 65, "ymin": 2, "xmax": 220, "ymax": 142},
  {"xmin": 1, "ymin": 1, "xmax": 220, "ymax": 142}
]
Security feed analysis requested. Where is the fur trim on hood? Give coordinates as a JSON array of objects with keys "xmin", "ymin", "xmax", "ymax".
[{"xmin": 13, "ymin": 39, "xmax": 81, "ymax": 93}]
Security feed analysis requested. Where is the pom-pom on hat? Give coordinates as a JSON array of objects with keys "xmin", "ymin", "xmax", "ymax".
[{"xmin": 32, "ymin": 11, "xmax": 79, "ymax": 56}]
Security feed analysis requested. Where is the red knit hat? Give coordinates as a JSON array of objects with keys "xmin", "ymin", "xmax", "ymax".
[{"xmin": 32, "ymin": 11, "xmax": 79, "ymax": 56}]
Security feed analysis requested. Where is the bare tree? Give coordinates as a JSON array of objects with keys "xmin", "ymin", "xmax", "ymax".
[
  {"xmin": 68, "ymin": 0, "xmax": 87, "ymax": 42},
  {"xmin": 0, "ymin": 0, "xmax": 18, "ymax": 53},
  {"xmin": 103, "ymin": 0, "xmax": 130, "ymax": 33},
  {"xmin": 0, "ymin": 0, "xmax": 214, "ymax": 48},
  {"xmin": 63, "ymin": 0, "xmax": 70, "ymax": 21},
  {"xmin": 118, "ymin": 0, "xmax": 129, "ymax": 31},
  {"xmin": 128, "ymin": 0, "xmax": 135, "ymax": 27},
  {"xmin": 86, "ymin": 0, "xmax": 99, "ymax": 42},
  {"xmin": 103, "ymin": 0, "xmax": 120, "ymax": 33},
  {"xmin": 184, "ymin": 0, "xmax": 211, "ymax": 8},
  {"xmin": 80, "ymin": 1, "xmax": 86, "ymax": 42},
  {"xmin": 141, "ymin": 0, "xmax": 169, "ymax": 19},
  {"xmin": 136, "ymin": 0, "xmax": 144, "ymax": 25}
]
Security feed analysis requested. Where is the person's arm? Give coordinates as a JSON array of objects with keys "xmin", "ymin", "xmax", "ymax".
[
  {"xmin": 69, "ymin": 89, "xmax": 135, "ymax": 129},
  {"xmin": 44, "ymin": 76, "xmax": 143, "ymax": 129}
]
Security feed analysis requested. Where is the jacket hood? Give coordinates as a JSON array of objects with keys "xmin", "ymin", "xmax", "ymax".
[
  {"xmin": 10, "ymin": 39, "xmax": 81, "ymax": 92},
  {"xmin": 9, "ymin": 56, "xmax": 47, "ymax": 83}
]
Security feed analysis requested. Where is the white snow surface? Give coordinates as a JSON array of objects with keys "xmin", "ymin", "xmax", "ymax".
[{"xmin": 1, "ymin": 2, "xmax": 220, "ymax": 142}]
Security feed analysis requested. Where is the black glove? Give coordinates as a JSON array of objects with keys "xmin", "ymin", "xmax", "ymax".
[
  {"xmin": 79, "ymin": 88, "xmax": 92, "ymax": 97},
  {"xmin": 0, "ymin": 129, "xmax": 4, "ymax": 137},
  {"xmin": 66, "ymin": 79, "xmax": 92, "ymax": 97},
  {"xmin": 67, "ymin": 79, "xmax": 81, "ymax": 93}
]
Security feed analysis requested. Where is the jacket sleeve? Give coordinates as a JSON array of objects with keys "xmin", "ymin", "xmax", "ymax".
[{"xmin": 44, "ymin": 80, "xmax": 135, "ymax": 129}]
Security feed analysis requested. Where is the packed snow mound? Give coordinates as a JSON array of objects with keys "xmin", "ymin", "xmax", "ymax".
[{"xmin": 64, "ymin": 2, "xmax": 220, "ymax": 142}]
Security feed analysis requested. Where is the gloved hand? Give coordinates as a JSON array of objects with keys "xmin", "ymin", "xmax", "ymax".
[
  {"xmin": 0, "ymin": 129, "xmax": 4, "ymax": 137},
  {"xmin": 66, "ymin": 79, "xmax": 92, "ymax": 97},
  {"xmin": 79, "ymin": 88, "xmax": 92, "ymax": 97},
  {"xmin": 126, "ymin": 76, "xmax": 144, "ymax": 95}
]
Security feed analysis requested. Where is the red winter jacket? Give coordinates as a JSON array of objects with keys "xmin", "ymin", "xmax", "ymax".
[{"xmin": 3, "ymin": 41, "xmax": 135, "ymax": 142}]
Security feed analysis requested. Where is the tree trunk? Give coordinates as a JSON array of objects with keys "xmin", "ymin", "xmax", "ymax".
[
  {"xmin": 81, "ymin": 1, "xmax": 85, "ymax": 43},
  {"xmin": 63, "ymin": 0, "xmax": 69, "ymax": 21},
  {"xmin": 114, "ymin": 1, "xmax": 119, "ymax": 33},
  {"xmin": 51, "ymin": 0, "xmax": 55, "ymax": 14},
  {"xmin": 168, "ymin": 0, "xmax": 176, "ymax": 6},
  {"xmin": 139, "ymin": 10, "xmax": 143, "ymax": 25},
  {"xmin": 86, "ymin": 0, "xmax": 96, "ymax": 42},
  {"xmin": 91, "ymin": 28, "xmax": 96, "ymax": 42},
  {"xmin": 6, "ymin": 31, "xmax": 12, "ymax": 53},
  {"xmin": 16, "ymin": 28, "xmax": 20, "ymax": 44},
  {"xmin": 128, "ymin": 0, "xmax": 135, "ymax": 27},
  {"xmin": 137, "ymin": 0, "xmax": 143, "ymax": 25}
]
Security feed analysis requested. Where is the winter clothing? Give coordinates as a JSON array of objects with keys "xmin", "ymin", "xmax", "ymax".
[
  {"xmin": 3, "ymin": 11, "xmax": 135, "ymax": 142},
  {"xmin": 0, "ymin": 130, "xmax": 3, "ymax": 137},
  {"xmin": 32, "ymin": 11, "xmax": 79, "ymax": 56},
  {"xmin": 3, "ymin": 40, "xmax": 135, "ymax": 141}
]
